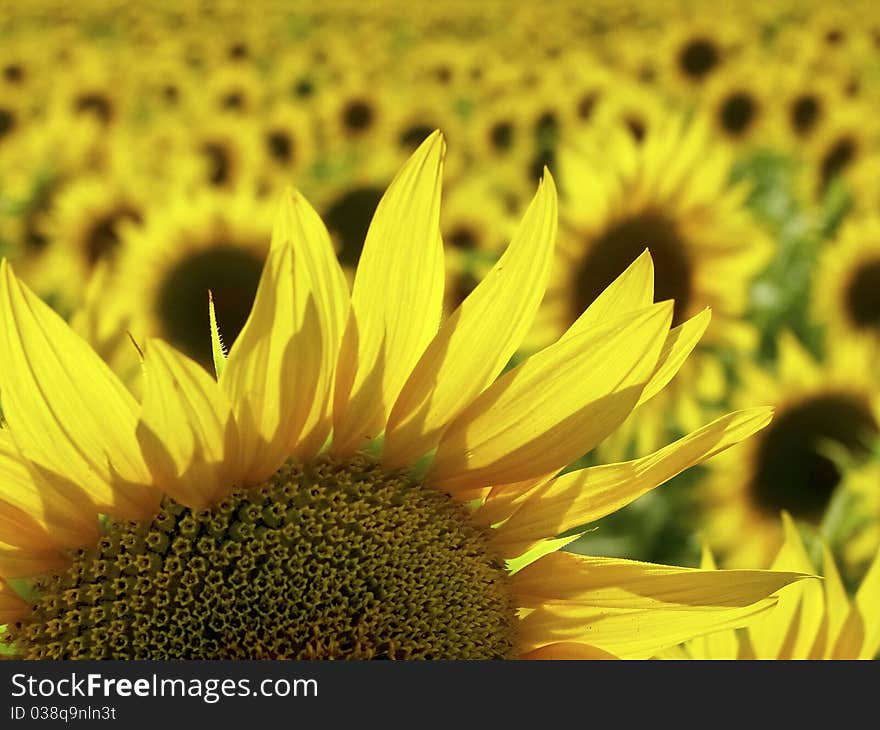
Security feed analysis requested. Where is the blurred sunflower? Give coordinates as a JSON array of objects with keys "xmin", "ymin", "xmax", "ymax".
[
  {"xmin": 700, "ymin": 59, "xmax": 770, "ymax": 147},
  {"xmin": 538, "ymin": 114, "xmax": 769, "ymax": 454},
  {"xmin": 663, "ymin": 515, "xmax": 880, "ymax": 660},
  {"xmin": 257, "ymin": 100, "xmax": 316, "ymax": 186},
  {"xmin": 0, "ymin": 135, "xmax": 801, "ymax": 660},
  {"xmin": 704, "ymin": 334, "xmax": 880, "ymax": 567},
  {"xmin": 815, "ymin": 215, "xmax": 880, "ymax": 344},
  {"xmin": 40, "ymin": 172, "xmax": 146, "ymax": 308},
  {"xmin": 201, "ymin": 64, "xmax": 265, "ymax": 117},
  {"xmin": 661, "ymin": 19, "xmax": 739, "ymax": 90},
  {"xmin": 802, "ymin": 100, "xmax": 877, "ymax": 203},
  {"xmin": 183, "ymin": 114, "xmax": 263, "ymax": 192},
  {"xmin": 320, "ymin": 75, "xmax": 393, "ymax": 151},
  {"xmin": 105, "ymin": 187, "xmax": 274, "ymax": 370}
]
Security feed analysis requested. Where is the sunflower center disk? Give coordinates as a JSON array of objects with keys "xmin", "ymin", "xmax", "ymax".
[
  {"xmin": 845, "ymin": 258, "xmax": 880, "ymax": 331},
  {"xmin": 9, "ymin": 457, "xmax": 518, "ymax": 659},
  {"xmin": 750, "ymin": 394, "xmax": 879, "ymax": 522},
  {"xmin": 573, "ymin": 211, "xmax": 693, "ymax": 326}
]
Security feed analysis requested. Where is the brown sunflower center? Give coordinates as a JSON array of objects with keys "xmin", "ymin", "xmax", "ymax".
[
  {"xmin": 85, "ymin": 206, "xmax": 143, "ymax": 266},
  {"xmin": 200, "ymin": 142, "xmax": 234, "ymax": 186},
  {"xmin": 265, "ymin": 130, "xmax": 294, "ymax": 163},
  {"xmin": 7, "ymin": 457, "xmax": 517, "ymax": 660},
  {"xmin": 323, "ymin": 186, "xmax": 385, "ymax": 268},
  {"xmin": 447, "ymin": 224, "xmax": 481, "ymax": 251},
  {"xmin": 750, "ymin": 393, "xmax": 878, "ymax": 522},
  {"xmin": 678, "ymin": 38, "xmax": 720, "ymax": 80},
  {"xmin": 155, "ymin": 243, "xmax": 265, "ymax": 367},
  {"xmin": 0, "ymin": 107, "xmax": 15, "ymax": 140},
  {"xmin": 74, "ymin": 93, "xmax": 114, "ymax": 124},
  {"xmin": 845, "ymin": 258, "xmax": 880, "ymax": 331},
  {"xmin": 342, "ymin": 100, "xmax": 375, "ymax": 133},
  {"xmin": 790, "ymin": 95, "xmax": 821, "ymax": 136},
  {"xmin": 489, "ymin": 121, "xmax": 515, "ymax": 152},
  {"xmin": 398, "ymin": 124, "xmax": 435, "ymax": 152},
  {"xmin": 3, "ymin": 63, "xmax": 25, "ymax": 84},
  {"xmin": 571, "ymin": 211, "xmax": 693, "ymax": 326},
  {"xmin": 720, "ymin": 92, "xmax": 757, "ymax": 136}
]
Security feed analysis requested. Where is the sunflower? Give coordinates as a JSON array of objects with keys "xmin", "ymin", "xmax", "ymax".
[
  {"xmin": 700, "ymin": 58, "xmax": 771, "ymax": 147},
  {"xmin": 660, "ymin": 18, "xmax": 741, "ymax": 90},
  {"xmin": 536, "ymin": 113, "xmax": 769, "ymax": 454},
  {"xmin": 40, "ymin": 172, "xmax": 146, "ymax": 308},
  {"xmin": 199, "ymin": 64, "xmax": 265, "ymax": 117},
  {"xmin": 704, "ymin": 334, "xmax": 880, "ymax": 568},
  {"xmin": 815, "ymin": 215, "xmax": 880, "ymax": 344},
  {"xmin": 663, "ymin": 515, "xmax": 880, "ymax": 660},
  {"xmin": 103, "ymin": 187, "xmax": 275, "ymax": 371},
  {"xmin": 257, "ymin": 100, "xmax": 317, "ymax": 186},
  {"xmin": 0, "ymin": 134, "xmax": 801, "ymax": 660},
  {"xmin": 801, "ymin": 100, "xmax": 878, "ymax": 204},
  {"xmin": 767, "ymin": 69, "xmax": 842, "ymax": 149},
  {"xmin": 319, "ymin": 75, "xmax": 393, "ymax": 151}
]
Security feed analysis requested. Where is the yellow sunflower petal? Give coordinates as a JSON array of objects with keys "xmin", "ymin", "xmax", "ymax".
[
  {"xmin": 220, "ymin": 195, "xmax": 337, "ymax": 481},
  {"xmin": 138, "ymin": 339, "xmax": 238, "ymax": 510},
  {"xmin": 513, "ymin": 552, "xmax": 808, "ymax": 659},
  {"xmin": 0, "ymin": 578, "xmax": 29, "ymax": 624},
  {"xmin": 821, "ymin": 543, "xmax": 850, "ymax": 656},
  {"xmin": 429, "ymin": 302, "xmax": 673, "ymax": 493},
  {"xmin": 0, "ymin": 544, "xmax": 68, "ymax": 579},
  {"xmin": 748, "ymin": 513, "xmax": 824, "ymax": 659},
  {"xmin": 520, "ymin": 642, "xmax": 618, "ymax": 660},
  {"xmin": 854, "ymin": 546, "xmax": 880, "ymax": 659},
  {"xmin": 333, "ymin": 132, "xmax": 446, "ymax": 454},
  {"xmin": 384, "ymin": 172, "xmax": 557, "ymax": 467},
  {"xmin": 637, "ymin": 308, "xmax": 712, "ymax": 406},
  {"xmin": 0, "ymin": 261, "xmax": 154, "ymax": 520},
  {"xmin": 0, "ymin": 430, "xmax": 97, "ymax": 548},
  {"xmin": 492, "ymin": 408, "xmax": 772, "ymax": 557},
  {"xmin": 562, "ymin": 249, "xmax": 654, "ymax": 336},
  {"xmin": 684, "ymin": 544, "xmax": 740, "ymax": 659}
]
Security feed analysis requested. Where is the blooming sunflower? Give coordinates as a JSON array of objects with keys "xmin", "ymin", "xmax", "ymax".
[
  {"xmin": 704, "ymin": 334, "xmax": 880, "ymax": 567},
  {"xmin": 0, "ymin": 134, "xmax": 801, "ymax": 660},
  {"xmin": 663, "ymin": 515, "xmax": 880, "ymax": 660},
  {"xmin": 537, "ymin": 114, "xmax": 769, "ymax": 455},
  {"xmin": 815, "ymin": 215, "xmax": 880, "ymax": 344}
]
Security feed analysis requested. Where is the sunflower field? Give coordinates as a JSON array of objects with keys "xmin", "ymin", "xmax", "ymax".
[{"xmin": 0, "ymin": 0, "xmax": 878, "ymax": 660}]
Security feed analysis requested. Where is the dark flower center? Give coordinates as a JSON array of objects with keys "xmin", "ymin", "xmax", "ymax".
[
  {"xmin": 571, "ymin": 211, "xmax": 693, "ymax": 327},
  {"xmin": 85, "ymin": 206, "xmax": 143, "ymax": 266},
  {"xmin": 322, "ymin": 186, "xmax": 385, "ymax": 268},
  {"xmin": 155, "ymin": 244, "xmax": 265, "ymax": 367},
  {"xmin": 7, "ymin": 458, "xmax": 517, "ymax": 659},
  {"xmin": 678, "ymin": 38, "xmax": 720, "ymax": 80},
  {"xmin": 750, "ymin": 394, "xmax": 878, "ymax": 522},
  {"xmin": 845, "ymin": 258, "xmax": 880, "ymax": 331},
  {"xmin": 720, "ymin": 92, "xmax": 756, "ymax": 136},
  {"xmin": 790, "ymin": 95, "xmax": 821, "ymax": 136},
  {"xmin": 342, "ymin": 100, "xmax": 375, "ymax": 133}
]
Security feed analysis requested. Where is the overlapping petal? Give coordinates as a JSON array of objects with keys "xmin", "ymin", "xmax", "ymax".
[
  {"xmin": 0, "ymin": 261, "xmax": 154, "ymax": 520},
  {"xmin": 138, "ymin": 339, "xmax": 239, "ymax": 510},
  {"xmin": 333, "ymin": 132, "xmax": 446, "ymax": 453},
  {"xmin": 514, "ymin": 552, "xmax": 809, "ymax": 659},
  {"xmin": 384, "ymin": 172, "xmax": 557, "ymax": 466},
  {"xmin": 492, "ymin": 408, "xmax": 773, "ymax": 557},
  {"xmin": 221, "ymin": 189, "xmax": 347, "ymax": 481},
  {"xmin": 429, "ymin": 302, "xmax": 673, "ymax": 492}
]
